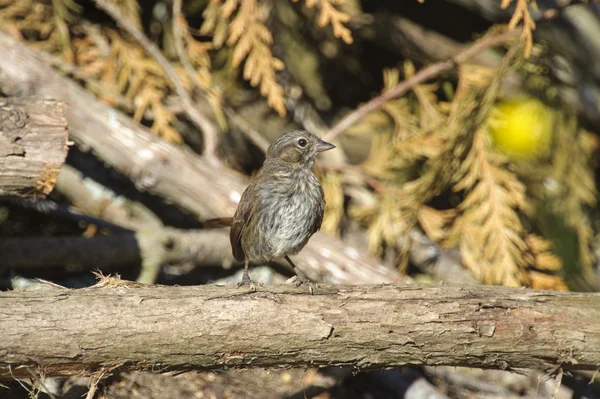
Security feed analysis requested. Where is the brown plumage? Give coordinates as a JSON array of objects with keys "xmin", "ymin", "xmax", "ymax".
[{"xmin": 230, "ymin": 129, "xmax": 335, "ymax": 289}]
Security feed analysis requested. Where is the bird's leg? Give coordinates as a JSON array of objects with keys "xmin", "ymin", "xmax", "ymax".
[
  {"xmin": 237, "ymin": 259, "xmax": 255, "ymax": 290},
  {"xmin": 284, "ymin": 256, "xmax": 313, "ymax": 294}
]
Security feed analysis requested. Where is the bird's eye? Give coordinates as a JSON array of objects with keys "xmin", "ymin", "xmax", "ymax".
[{"xmin": 298, "ymin": 138, "xmax": 307, "ymax": 147}]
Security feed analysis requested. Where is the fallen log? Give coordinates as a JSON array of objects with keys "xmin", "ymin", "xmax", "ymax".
[
  {"xmin": 0, "ymin": 97, "xmax": 68, "ymax": 198},
  {"xmin": 1, "ymin": 283, "xmax": 599, "ymax": 379}
]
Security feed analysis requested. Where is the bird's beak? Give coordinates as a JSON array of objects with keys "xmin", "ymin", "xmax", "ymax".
[{"xmin": 315, "ymin": 139, "xmax": 336, "ymax": 152}]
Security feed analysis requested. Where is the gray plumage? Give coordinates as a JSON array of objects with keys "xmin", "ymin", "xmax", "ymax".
[{"xmin": 230, "ymin": 130, "xmax": 335, "ymax": 287}]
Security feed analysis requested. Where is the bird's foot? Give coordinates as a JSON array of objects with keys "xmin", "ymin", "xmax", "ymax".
[
  {"xmin": 236, "ymin": 272, "xmax": 257, "ymax": 291},
  {"xmin": 286, "ymin": 270, "xmax": 314, "ymax": 294}
]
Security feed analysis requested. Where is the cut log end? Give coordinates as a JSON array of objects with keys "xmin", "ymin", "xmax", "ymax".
[{"xmin": 0, "ymin": 97, "xmax": 69, "ymax": 198}]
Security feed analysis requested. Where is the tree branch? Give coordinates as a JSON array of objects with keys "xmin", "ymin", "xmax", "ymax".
[{"xmin": 1, "ymin": 284, "xmax": 599, "ymax": 379}]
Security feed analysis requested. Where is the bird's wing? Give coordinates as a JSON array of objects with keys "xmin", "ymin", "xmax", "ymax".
[
  {"xmin": 230, "ymin": 187, "xmax": 256, "ymax": 262},
  {"xmin": 311, "ymin": 185, "xmax": 325, "ymax": 235}
]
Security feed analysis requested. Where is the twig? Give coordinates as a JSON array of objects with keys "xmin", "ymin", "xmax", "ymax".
[
  {"xmin": 86, "ymin": 370, "xmax": 106, "ymax": 399},
  {"xmin": 9, "ymin": 365, "xmax": 37, "ymax": 398},
  {"xmin": 223, "ymin": 106, "xmax": 270, "ymax": 152},
  {"xmin": 540, "ymin": 0, "xmax": 592, "ymax": 20},
  {"xmin": 92, "ymin": 0, "xmax": 220, "ymax": 165},
  {"xmin": 172, "ymin": 0, "xmax": 203, "ymax": 96},
  {"xmin": 322, "ymin": 29, "xmax": 519, "ymax": 142}
]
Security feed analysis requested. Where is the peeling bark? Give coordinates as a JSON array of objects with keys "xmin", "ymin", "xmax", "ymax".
[{"xmin": 1, "ymin": 284, "xmax": 599, "ymax": 379}]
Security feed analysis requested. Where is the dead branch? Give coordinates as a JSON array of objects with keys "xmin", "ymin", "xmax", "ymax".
[
  {"xmin": 0, "ymin": 97, "xmax": 68, "ymax": 198},
  {"xmin": 1, "ymin": 283, "xmax": 599, "ymax": 379},
  {"xmin": 0, "ymin": 32, "xmax": 396, "ymax": 285},
  {"xmin": 5, "ymin": 167, "xmax": 234, "ymax": 283},
  {"xmin": 55, "ymin": 164, "xmax": 234, "ymax": 283},
  {"xmin": 55, "ymin": 164, "xmax": 163, "ymax": 231}
]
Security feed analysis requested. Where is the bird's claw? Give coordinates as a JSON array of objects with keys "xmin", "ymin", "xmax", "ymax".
[
  {"xmin": 237, "ymin": 274, "xmax": 257, "ymax": 291},
  {"xmin": 285, "ymin": 275, "xmax": 314, "ymax": 294}
]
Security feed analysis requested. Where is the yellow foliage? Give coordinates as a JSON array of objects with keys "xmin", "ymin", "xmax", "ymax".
[
  {"xmin": 402, "ymin": 62, "xmax": 446, "ymax": 132},
  {"xmin": 418, "ymin": 206, "xmax": 456, "ymax": 245},
  {"xmin": 350, "ymin": 190, "xmax": 411, "ymax": 257},
  {"xmin": 134, "ymin": 86, "xmax": 184, "ymax": 144},
  {"xmin": 502, "ymin": 0, "xmax": 536, "ymax": 57},
  {"xmin": 527, "ymin": 234, "xmax": 563, "ymax": 272},
  {"xmin": 528, "ymin": 271, "xmax": 568, "ymax": 290},
  {"xmin": 52, "ymin": 0, "xmax": 81, "ymax": 62},
  {"xmin": 203, "ymin": 0, "xmax": 287, "ymax": 116},
  {"xmin": 178, "ymin": 15, "xmax": 213, "ymax": 91},
  {"xmin": 293, "ymin": 0, "xmax": 353, "ymax": 44},
  {"xmin": 357, "ymin": 66, "xmax": 449, "ymax": 181},
  {"xmin": 451, "ymin": 128, "xmax": 530, "ymax": 287},
  {"xmin": 354, "ymin": 45, "xmax": 568, "ymax": 288},
  {"xmin": 0, "ymin": 1, "xmax": 60, "ymax": 48},
  {"xmin": 562, "ymin": 132, "xmax": 598, "ymax": 275},
  {"xmin": 112, "ymin": 0, "xmax": 142, "ymax": 29},
  {"xmin": 200, "ymin": 0, "xmax": 229, "ymax": 48},
  {"xmin": 104, "ymin": 31, "xmax": 183, "ymax": 143}
]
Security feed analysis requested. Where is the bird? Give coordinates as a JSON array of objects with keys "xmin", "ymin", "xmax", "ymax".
[{"xmin": 230, "ymin": 129, "xmax": 335, "ymax": 290}]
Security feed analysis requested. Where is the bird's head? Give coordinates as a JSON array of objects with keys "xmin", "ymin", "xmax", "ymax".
[{"xmin": 265, "ymin": 130, "xmax": 335, "ymax": 168}]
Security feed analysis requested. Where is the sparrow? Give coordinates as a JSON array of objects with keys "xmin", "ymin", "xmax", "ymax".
[{"xmin": 230, "ymin": 129, "xmax": 335, "ymax": 290}]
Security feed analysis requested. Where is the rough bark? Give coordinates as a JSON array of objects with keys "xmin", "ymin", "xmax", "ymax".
[
  {"xmin": 1, "ymin": 283, "xmax": 599, "ymax": 379},
  {"xmin": 0, "ymin": 31, "xmax": 397, "ymax": 285},
  {"xmin": 0, "ymin": 97, "xmax": 68, "ymax": 198}
]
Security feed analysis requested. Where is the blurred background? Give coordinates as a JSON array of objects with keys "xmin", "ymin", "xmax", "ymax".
[{"xmin": 1, "ymin": 0, "xmax": 600, "ymax": 397}]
